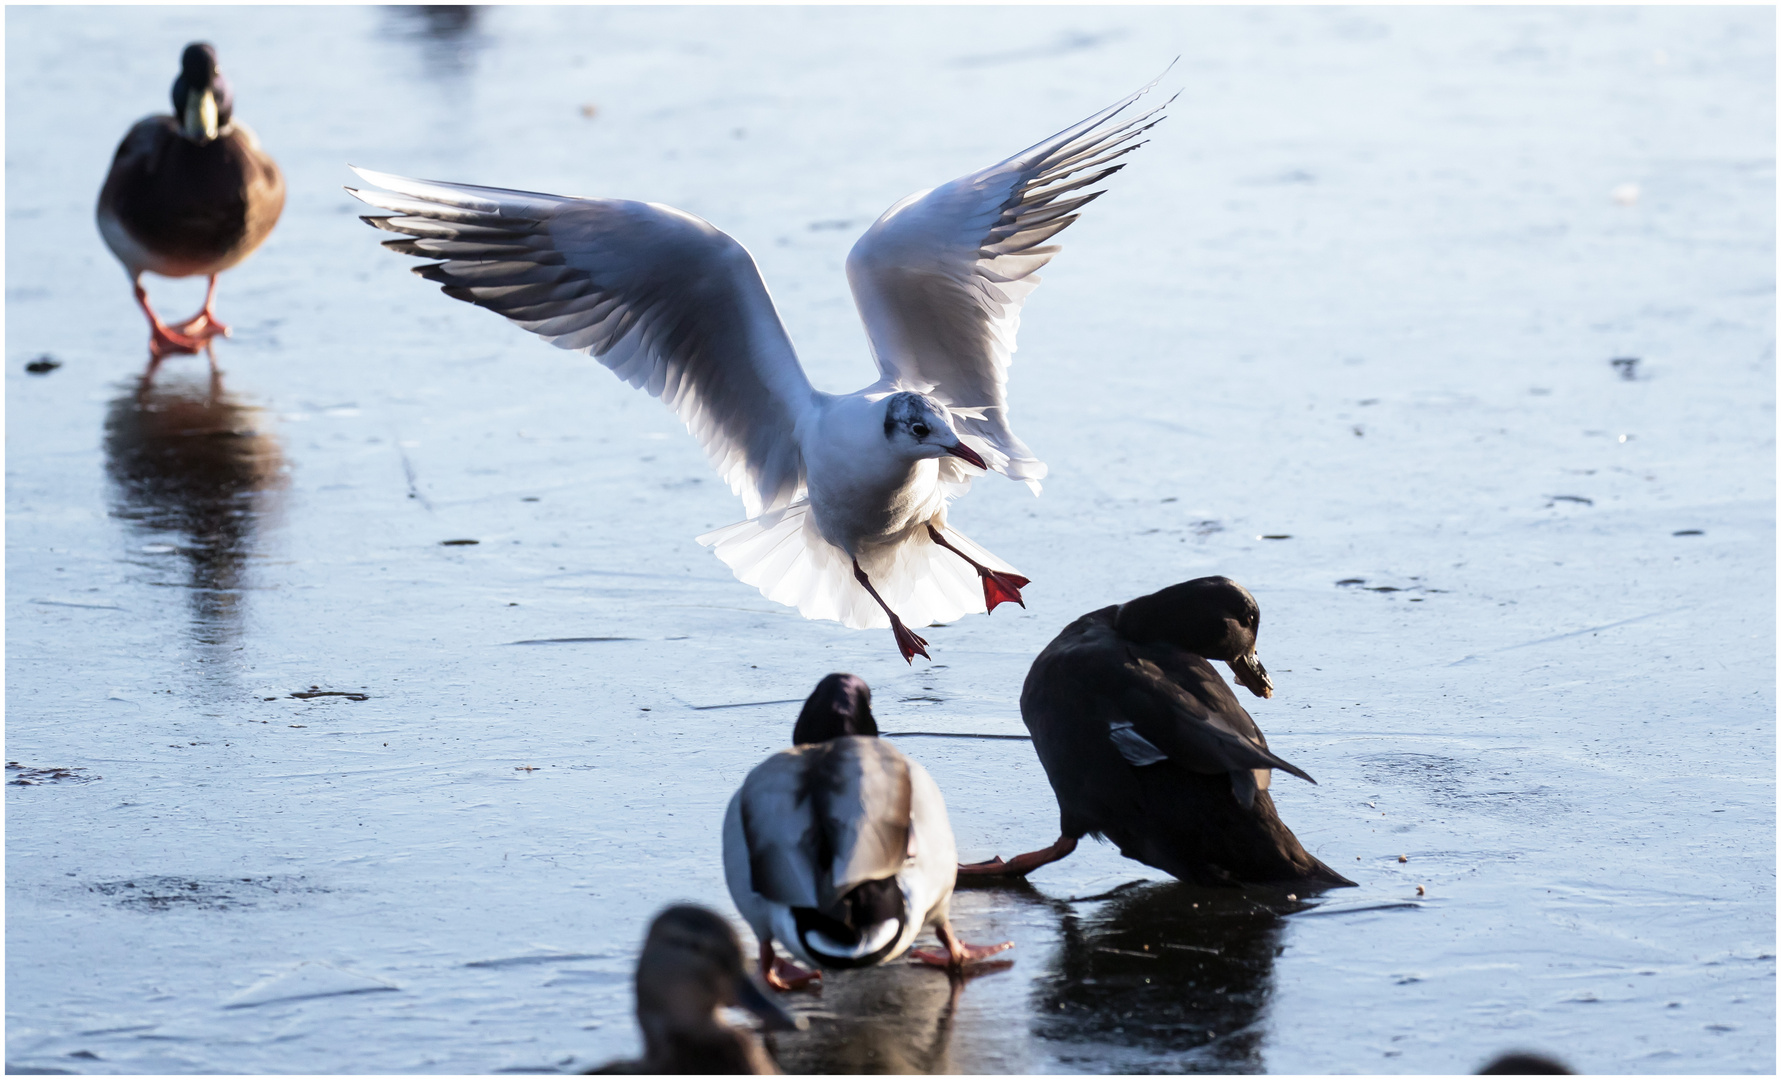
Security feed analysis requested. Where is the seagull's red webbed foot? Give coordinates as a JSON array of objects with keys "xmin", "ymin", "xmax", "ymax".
[
  {"xmin": 909, "ymin": 921, "xmax": 1014, "ymax": 972},
  {"xmin": 926, "ymin": 525, "xmax": 1029, "ymax": 613},
  {"xmin": 759, "ymin": 941, "xmax": 821, "ymax": 992},
  {"xmin": 853, "ymin": 558, "xmax": 930, "ymax": 664},
  {"xmin": 891, "ymin": 616, "xmax": 931, "ymax": 664},
  {"xmin": 979, "ymin": 569, "xmax": 1030, "ymax": 613}
]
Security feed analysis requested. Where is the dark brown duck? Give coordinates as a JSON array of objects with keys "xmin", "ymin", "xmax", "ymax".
[{"xmin": 961, "ymin": 576, "xmax": 1354, "ymax": 888}]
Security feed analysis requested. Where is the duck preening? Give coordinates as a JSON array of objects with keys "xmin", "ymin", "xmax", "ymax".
[
  {"xmin": 97, "ymin": 42, "xmax": 284, "ymax": 366},
  {"xmin": 348, "ymin": 73, "xmax": 1175, "ymax": 662},
  {"xmin": 587, "ymin": 904, "xmax": 800, "ymax": 1075},
  {"xmin": 724, "ymin": 674, "xmax": 1013, "ymax": 990},
  {"xmin": 959, "ymin": 577, "xmax": 1355, "ymax": 888}
]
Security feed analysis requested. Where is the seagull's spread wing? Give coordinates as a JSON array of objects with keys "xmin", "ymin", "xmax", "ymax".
[
  {"xmin": 349, "ymin": 168, "xmax": 814, "ymax": 518},
  {"xmin": 844, "ymin": 76, "xmax": 1173, "ymax": 493}
]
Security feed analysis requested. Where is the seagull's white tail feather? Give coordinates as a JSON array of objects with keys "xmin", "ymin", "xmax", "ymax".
[{"xmin": 698, "ymin": 504, "xmax": 1022, "ymax": 631}]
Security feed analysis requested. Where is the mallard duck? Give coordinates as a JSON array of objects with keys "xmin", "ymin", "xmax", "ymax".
[
  {"xmin": 587, "ymin": 904, "xmax": 799, "ymax": 1075},
  {"xmin": 348, "ymin": 73, "xmax": 1176, "ymax": 663},
  {"xmin": 959, "ymin": 577, "xmax": 1355, "ymax": 888},
  {"xmin": 723, "ymin": 674, "xmax": 1012, "ymax": 990},
  {"xmin": 97, "ymin": 42, "xmax": 283, "ymax": 364}
]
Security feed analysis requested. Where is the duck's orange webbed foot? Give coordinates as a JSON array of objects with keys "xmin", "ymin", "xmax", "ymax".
[
  {"xmin": 758, "ymin": 941, "xmax": 821, "ymax": 992},
  {"xmin": 909, "ymin": 921, "xmax": 1014, "ymax": 972},
  {"xmin": 956, "ymin": 836, "xmax": 1079, "ymax": 880},
  {"xmin": 135, "ymin": 281, "xmax": 204, "ymax": 362},
  {"xmin": 170, "ymin": 309, "xmax": 230, "ymax": 343},
  {"xmin": 168, "ymin": 274, "xmax": 231, "ymax": 345}
]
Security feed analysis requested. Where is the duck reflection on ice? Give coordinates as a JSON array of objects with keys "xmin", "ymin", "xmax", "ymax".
[
  {"xmin": 103, "ymin": 368, "xmax": 285, "ymax": 644},
  {"xmin": 767, "ymin": 964, "xmax": 978, "ymax": 1074},
  {"xmin": 1029, "ymin": 879, "xmax": 1299, "ymax": 1072},
  {"xmin": 380, "ymin": 6, "xmax": 485, "ymax": 77}
]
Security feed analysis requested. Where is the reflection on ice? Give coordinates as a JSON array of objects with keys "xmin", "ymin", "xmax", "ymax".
[
  {"xmin": 379, "ymin": 5, "xmax": 486, "ymax": 78},
  {"xmin": 1026, "ymin": 880, "xmax": 1302, "ymax": 1072},
  {"xmin": 103, "ymin": 369, "xmax": 285, "ymax": 644},
  {"xmin": 766, "ymin": 878, "xmax": 1314, "ymax": 1075},
  {"xmin": 769, "ymin": 963, "xmax": 969, "ymax": 1074}
]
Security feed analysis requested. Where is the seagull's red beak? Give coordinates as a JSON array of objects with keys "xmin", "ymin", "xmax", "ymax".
[{"xmin": 945, "ymin": 442, "xmax": 987, "ymax": 470}]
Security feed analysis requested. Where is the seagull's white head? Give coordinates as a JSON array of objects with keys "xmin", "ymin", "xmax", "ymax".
[{"xmin": 881, "ymin": 392, "xmax": 987, "ymax": 470}]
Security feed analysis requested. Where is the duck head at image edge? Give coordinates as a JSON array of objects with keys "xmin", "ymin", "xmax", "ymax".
[{"xmin": 588, "ymin": 904, "xmax": 799, "ymax": 1075}]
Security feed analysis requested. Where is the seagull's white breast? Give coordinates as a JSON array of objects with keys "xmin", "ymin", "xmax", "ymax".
[{"xmin": 801, "ymin": 395, "xmax": 946, "ymax": 556}]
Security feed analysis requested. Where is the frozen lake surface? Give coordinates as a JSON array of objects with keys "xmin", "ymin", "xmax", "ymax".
[{"xmin": 6, "ymin": 6, "xmax": 1774, "ymax": 1074}]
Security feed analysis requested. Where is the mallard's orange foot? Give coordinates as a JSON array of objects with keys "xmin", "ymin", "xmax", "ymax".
[
  {"xmin": 171, "ymin": 309, "xmax": 230, "ymax": 343},
  {"xmin": 910, "ymin": 939, "xmax": 1014, "ymax": 970},
  {"xmin": 148, "ymin": 323, "xmax": 204, "ymax": 361},
  {"xmin": 758, "ymin": 941, "xmax": 821, "ymax": 991},
  {"xmin": 764, "ymin": 957, "xmax": 821, "ymax": 992}
]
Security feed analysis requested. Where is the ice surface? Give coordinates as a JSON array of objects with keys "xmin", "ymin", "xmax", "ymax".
[
  {"xmin": 6, "ymin": 4, "xmax": 1774, "ymax": 1075},
  {"xmin": 222, "ymin": 963, "xmax": 398, "ymax": 1010}
]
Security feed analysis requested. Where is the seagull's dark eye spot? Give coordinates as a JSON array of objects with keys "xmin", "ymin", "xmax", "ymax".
[{"xmin": 912, "ymin": 423, "xmax": 929, "ymax": 439}]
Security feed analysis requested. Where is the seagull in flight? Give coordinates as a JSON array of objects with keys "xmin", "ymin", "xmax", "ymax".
[{"xmin": 349, "ymin": 76, "xmax": 1170, "ymax": 662}]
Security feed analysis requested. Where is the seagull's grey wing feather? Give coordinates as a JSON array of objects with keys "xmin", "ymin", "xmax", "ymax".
[
  {"xmin": 349, "ymin": 167, "xmax": 814, "ymax": 518},
  {"xmin": 844, "ymin": 74, "xmax": 1173, "ymax": 493}
]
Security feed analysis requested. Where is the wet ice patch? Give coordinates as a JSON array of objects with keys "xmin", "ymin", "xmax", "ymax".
[
  {"xmin": 88, "ymin": 875, "xmax": 325, "ymax": 912},
  {"xmin": 7, "ymin": 763, "xmax": 99, "ymax": 786},
  {"xmin": 1356, "ymin": 752, "xmax": 1472, "ymax": 801},
  {"xmin": 222, "ymin": 962, "xmax": 397, "ymax": 1008}
]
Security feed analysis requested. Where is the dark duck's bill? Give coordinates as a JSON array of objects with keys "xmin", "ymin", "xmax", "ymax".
[{"xmin": 1228, "ymin": 650, "xmax": 1273, "ymax": 698}]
